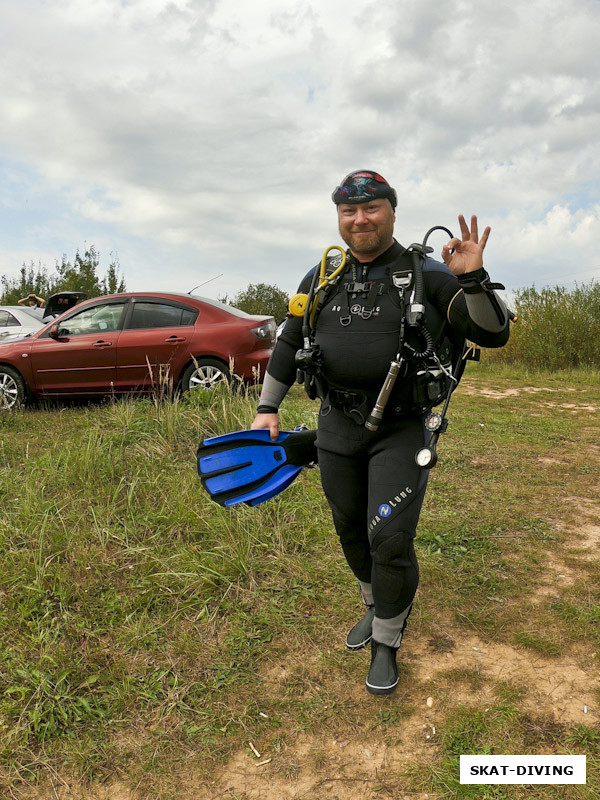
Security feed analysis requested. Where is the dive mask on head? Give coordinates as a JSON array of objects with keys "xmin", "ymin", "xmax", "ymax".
[{"xmin": 332, "ymin": 170, "xmax": 397, "ymax": 208}]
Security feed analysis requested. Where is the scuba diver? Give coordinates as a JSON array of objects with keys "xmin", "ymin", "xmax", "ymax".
[{"xmin": 249, "ymin": 170, "xmax": 511, "ymax": 695}]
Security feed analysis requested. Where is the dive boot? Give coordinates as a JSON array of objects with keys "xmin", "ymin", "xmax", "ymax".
[
  {"xmin": 366, "ymin": 640, "xmax": 399, "ymax": 695},
  {"xmin": 345, "ymin": 605, "xmax": 375, "ymax": 651}
]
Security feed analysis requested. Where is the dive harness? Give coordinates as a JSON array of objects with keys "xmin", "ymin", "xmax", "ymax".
[{"xmin": 288, "ymin": 228, "xmax": 503, "ymax": 468}]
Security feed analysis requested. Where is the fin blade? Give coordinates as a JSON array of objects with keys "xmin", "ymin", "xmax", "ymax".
[
  {"xmin": 198, "ymin": 429, "xmax": 290, "ymax": 499},
  {"xmin": 200, "ymin": 444, "xmax": 286, "ymax": 492},
  {"xmin": 197, "ymin": 427, "xmax": 317, "ymax": 506},
  {"xmin": 225, "ymin": 465, "xmax": 302, "ymax": 507}
]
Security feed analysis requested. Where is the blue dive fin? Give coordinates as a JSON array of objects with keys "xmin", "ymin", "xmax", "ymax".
[{"xmin": 197, "ymin": 427, "xmax": 318, "ymax": 507}]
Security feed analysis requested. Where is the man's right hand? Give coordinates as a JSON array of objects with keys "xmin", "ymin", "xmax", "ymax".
[{"xmin": 251, "ymin": 413, "xmax": 279, "ymax": 441}]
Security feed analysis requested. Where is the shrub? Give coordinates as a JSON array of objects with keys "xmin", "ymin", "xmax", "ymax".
[{"xmin": 488, "ymin": 282, "xmax": 600, "ymax": 369}]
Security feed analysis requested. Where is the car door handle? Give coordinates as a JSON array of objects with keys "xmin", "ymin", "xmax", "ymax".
[
  {"xmin": 93, "ymin": 340, "xmax": 113, "ymax": 348},
  {"xmin": 164, "ymin": 336, "xmax": 186, "ymax": 343}
]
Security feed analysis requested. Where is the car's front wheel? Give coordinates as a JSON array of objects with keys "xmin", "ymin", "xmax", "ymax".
[
  {"xmin": 0, "ymin": 366, "xmax": 27, "ymax": 409},
  {"xmin": 180, "ymin": 359, "xmax": 231, "ymax": 392}
]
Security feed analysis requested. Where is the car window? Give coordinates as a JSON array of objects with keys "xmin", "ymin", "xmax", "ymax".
[
  {"xmin": 57, "ymin": 302, "xmax": 127, "ymax": 336},
  {"xmin": 0, "ymin": 311, "xmax": 20, "ymax": 327},
  {"xmin": 125, "ymin": 302, "xmax": 198, "ymax": 330}
]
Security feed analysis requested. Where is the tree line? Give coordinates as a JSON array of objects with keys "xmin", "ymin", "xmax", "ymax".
[
  {"xmin": 0, "ymin": 246, "xmax": 126, "ymax": 305},
  {"xmin": 1, "ymin": 248, "xmax": 290, "ymax": 323},
  {"xmin": 1, "ymin": 246, "xmax": 597, "ymax": 369}
]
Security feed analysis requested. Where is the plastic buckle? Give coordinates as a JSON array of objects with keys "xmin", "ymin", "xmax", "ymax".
[{"xmin": 392, "ymin": 270, "xmax": 413, "ymax": 290}]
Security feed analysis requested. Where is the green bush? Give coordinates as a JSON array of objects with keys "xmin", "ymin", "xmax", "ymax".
[
  {"xmin": 489, "ymin": 282, "xmax": 600, "ymax": 369},
  {"xmin": 221, "ymin": 282, "xmax": 290, "ymax": 323}
]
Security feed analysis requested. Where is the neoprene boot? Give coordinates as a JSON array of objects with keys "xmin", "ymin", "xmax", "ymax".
[
  {"xmin": 345, "ymin": 605, "xmax": 375, "ymax": 650},
  {"xmin": 366, "ymin": 640, "xmax": 399, "ymax": 695}
]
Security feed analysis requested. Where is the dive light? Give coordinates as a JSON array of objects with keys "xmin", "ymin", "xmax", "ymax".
[{"xmin": 364, "ymin": 358, "xmax": 404, "ymax": 431}]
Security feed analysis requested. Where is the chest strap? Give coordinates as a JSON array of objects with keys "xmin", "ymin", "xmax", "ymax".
[{"xmin": 339, "ymin": 279, "xmax": 382, "ymax": 325}]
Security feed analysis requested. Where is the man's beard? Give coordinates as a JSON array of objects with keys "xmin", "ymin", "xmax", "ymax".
[{"xmin": 341, "ymin": 229, "xmax": 387, "ymax": 256}]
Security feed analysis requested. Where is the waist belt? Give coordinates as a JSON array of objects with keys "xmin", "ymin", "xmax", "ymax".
[
  {"xmin": 322, "ymin": 385, "xmax": 370, "ymax": 425},
  {"xmin": 327, "ymin": 384, "xmax": 423, "ymax": 424},
  {"xmin": 328, "ymin": 387, "xmax": 366, "ymax": 409}
]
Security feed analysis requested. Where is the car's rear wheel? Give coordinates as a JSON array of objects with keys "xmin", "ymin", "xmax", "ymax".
[
  {"xmin": 0, "ymin": 366, "xmax": 27, "ymax": 409},
  {"xmin": 181, "ymin": 358, "xmax": 231, "ymax": 392}
]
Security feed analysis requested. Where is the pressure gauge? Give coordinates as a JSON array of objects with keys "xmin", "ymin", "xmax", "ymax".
[
  {"xmin": 415, "ymin": 446, "xmax": 438, "ymax": 469},
  {"xmin": 424, "ymin": 411, "xmax": 443, "ymax": 432}
]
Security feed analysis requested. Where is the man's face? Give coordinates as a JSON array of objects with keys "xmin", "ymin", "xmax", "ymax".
[{"xmin": 337, "ymin": 198, "xmax": 395, "ymax": 259}]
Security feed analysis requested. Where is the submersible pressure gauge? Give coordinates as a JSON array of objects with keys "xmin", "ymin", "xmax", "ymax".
[
  {"xmin": 415, "ymin": 446, "xmax": 438, "ymax": 469},
  {"xmin": 415, "ymin": 411, "xmax": 446, "ymax": 469}
]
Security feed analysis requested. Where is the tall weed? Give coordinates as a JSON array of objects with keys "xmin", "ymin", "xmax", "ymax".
[{"xmin": 490, "ymin": 281, "xmax": 600, "ymax": 369}]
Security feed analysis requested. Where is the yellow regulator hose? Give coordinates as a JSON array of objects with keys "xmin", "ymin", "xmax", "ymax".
[{"xmin": 288, "ymin": 246, "xmax": 347, "ymax": 327}]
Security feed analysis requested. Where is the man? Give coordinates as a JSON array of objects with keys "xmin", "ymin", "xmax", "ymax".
[
  {"xmin": 251, "ymin": 170, "xmax": 510, "ymax": 695},
  {"xmin": 18, "ymin": 293, "xmax": 46, "ymax": 308}
]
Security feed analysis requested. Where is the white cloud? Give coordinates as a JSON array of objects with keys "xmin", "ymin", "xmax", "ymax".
[
  {"xmin": 0, "ymin": 0, "xmax": 599, "ymax": 295},
  {"xmin": 518, "ymin": 204, "xmax": 600, "ymax": 260}
]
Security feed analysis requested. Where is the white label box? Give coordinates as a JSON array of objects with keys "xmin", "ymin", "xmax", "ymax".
[{"xmin": 460, "ymin": 755, "xmax": 586, "ymax": 784}]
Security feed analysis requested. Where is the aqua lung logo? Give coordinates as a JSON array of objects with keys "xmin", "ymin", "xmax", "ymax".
[
  {"xmin": 352, "ymin": 304, "xmax": 379, "ymax": 319},
  {"xmin": 369, "ymin": 487, "xmax": 413, "ymax": 532},
  {"xmin": 330, "ymin": 304, "xmax": 381, "ymax": 318}
]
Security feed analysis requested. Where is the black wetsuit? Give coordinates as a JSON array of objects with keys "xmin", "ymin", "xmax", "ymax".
[{"xmin": 260, "ymin": 240, "xmax": 510, "ymax": 647}]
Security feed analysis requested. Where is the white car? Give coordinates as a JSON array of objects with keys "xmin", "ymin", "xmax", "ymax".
[
  {"xmin": 0, "ymin": 293, "xmax": 88, "ymax": 342},
  {"xmin": 0, "ymin": 306, "xmax": 45, "ymax": 340}
]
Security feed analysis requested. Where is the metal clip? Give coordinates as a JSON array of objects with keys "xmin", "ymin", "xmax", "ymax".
[{"xmin": 392, "ymin": 270, "xmax": 413, "ymax": 290}]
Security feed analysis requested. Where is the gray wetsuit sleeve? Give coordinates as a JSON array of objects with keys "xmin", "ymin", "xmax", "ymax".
[{"xmin": 258, "ymin": 372, "xmax": 290, "ymax": 410}]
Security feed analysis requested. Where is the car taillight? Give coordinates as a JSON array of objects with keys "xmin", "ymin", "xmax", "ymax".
[{"xmin": 251, "ymin": 319, "xmax": 276, "ymax": 344}]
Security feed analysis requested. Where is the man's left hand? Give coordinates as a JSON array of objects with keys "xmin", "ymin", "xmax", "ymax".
[{"xmin": 441, "ymin": 215, "xmax": 490, "ymax": 276}]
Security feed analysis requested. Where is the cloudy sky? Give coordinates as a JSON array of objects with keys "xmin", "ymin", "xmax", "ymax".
[{"xmin": 1, "ymin": 0, "xmax": 598, "ymax": 302}]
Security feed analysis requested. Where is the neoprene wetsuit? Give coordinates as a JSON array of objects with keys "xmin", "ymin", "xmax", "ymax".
[{"xmin": 258, "ymin": 240, "xmax": 510, "ymax": 648}]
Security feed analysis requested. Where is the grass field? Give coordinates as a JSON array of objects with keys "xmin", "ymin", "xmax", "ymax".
[{"xmin": 0, "ymin": 363, "xmax": 599, "ymax": 800}]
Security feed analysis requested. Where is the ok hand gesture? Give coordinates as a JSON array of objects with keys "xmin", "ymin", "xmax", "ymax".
[{"xmin": 441, "ymin": 215, "xmax": 490, "ymax": 276}]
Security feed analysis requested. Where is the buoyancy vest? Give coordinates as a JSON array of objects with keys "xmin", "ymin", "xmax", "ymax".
[{"xmin": 305, "ymin": 248, "xmax": 462, "ymax": 419}]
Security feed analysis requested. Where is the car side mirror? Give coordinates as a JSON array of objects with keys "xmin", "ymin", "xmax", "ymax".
[{"xmin": 49, "ymin": 325, "xmax": 61, "ymax": 339}]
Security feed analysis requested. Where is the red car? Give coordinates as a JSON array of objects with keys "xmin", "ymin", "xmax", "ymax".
[{"xmin": 0, "ymin": 292, "xmax": 276, "ymax": 409}]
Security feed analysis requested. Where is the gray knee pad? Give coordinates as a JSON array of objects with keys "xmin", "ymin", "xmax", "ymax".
[{"xmin": 371, "ymin": 530, "xmax": 419, "ymax": 618}]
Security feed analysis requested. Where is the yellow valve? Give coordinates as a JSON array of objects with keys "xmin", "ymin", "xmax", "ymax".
[
  {"xmin": 310, "ymin": 246, "xmax": 347, "ymax": 326},
  {"xmin": 288, "ymin": 293, "xmax": 309, "ymax": 317},
  {"xmin": 287, "ymin": 246, "xmax": 347, "ymax": 323}
]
